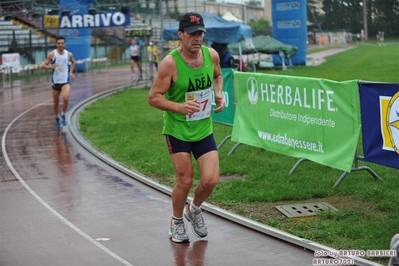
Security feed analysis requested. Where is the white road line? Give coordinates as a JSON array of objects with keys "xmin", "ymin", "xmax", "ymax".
[{"xmin": 1, "ymin": 101, "xmax": 134, "ymax": 266}]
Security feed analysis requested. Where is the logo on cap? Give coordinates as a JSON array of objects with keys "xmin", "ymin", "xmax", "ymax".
[{"xmin": 190, "ymin": 15, "xmax": 201, "ymax": 24}]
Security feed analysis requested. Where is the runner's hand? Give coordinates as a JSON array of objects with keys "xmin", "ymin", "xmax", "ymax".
[
  {"xmin": 213, "ymin": 96, "xmax": 225, "ymax": 113},
  {"xmin": 182, "ymin": 100, "xmax": 200, "ymax": 116}
]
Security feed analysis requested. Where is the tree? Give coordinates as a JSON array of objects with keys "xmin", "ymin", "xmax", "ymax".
[
  {"xmin": 321, "ymin": 0, "xmax": 399, "ymax": 36},
  {"xmin": 370, "ymin": 0, "xmax": 399, "ymax": 35},
  {"xmin": 248, "ymin": 18, "xmax": 271, "ymax": 36},
  {"xmin": 249, "ymin": 18, "xmax": 271, "ymax": 30},
  {"xmin": 307, "ymin": 0, "xmax": 325, "ymax": 31},
  {"xmin": 322, "ymin": 0, "xmax": 363, "ymax": 32}
]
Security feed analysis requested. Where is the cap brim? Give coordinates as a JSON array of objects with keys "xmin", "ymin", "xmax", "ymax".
[{"xmin": 184, "ymin": 26, "xmax": 207, "ymax": 34}]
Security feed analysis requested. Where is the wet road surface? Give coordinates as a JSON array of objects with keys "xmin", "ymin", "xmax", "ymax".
[{"xmin": 0, "ymin": 67, "xmax": 376, "ymax": 266}]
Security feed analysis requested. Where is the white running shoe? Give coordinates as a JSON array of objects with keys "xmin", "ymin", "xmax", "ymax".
[
  {"xmin": 169, "ymin": 220, "xmax": 189, "ymax": 243},
  {"xmin": 388, "ymin": 234, "xmax": 399, "ymax": 266},
  {"xmin": 184, "ymin": 205, "xmax": 208, "ymax": 238}
]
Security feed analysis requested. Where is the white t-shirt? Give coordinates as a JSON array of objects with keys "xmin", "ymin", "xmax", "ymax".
[
  {"xmin": 51, "ymin": 49, "xmax": 70, "ymax": 84},
  {"xmin": 130, "ymin": 44, "xmax": 140, "ymax": 57}
]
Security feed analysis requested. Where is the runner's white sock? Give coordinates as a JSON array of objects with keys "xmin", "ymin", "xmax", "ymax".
[
  {"xmin": 171, "ymin": 216, "xmax": 183, "ymax": 224},
  {"xmin": 189, "ymin": 202, "xmax": 201, "ymax": 213}
]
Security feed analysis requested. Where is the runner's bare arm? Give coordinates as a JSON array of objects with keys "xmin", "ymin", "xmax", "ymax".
[
  {"xmin": 148, "ymin": 55, "xmax": 200, "ymax": 116},
  {"xmin": 42, "ymin": 51, "xmax": 55, "ymax": 70},
  {"xmin": 69, "ymin": 52, "xmax": 76, "ymax": 79}
]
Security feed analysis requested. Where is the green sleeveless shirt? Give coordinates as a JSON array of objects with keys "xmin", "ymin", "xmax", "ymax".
[{"xmin": 162, "ymin": 46, "xmax": 214, "ymax": 141}]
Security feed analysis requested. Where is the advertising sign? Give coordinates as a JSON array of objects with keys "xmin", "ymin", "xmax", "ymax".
[
  {"xmin": 1, "ymin": 53, "xmax": 20, "ymax": 67},
  {"xmin": 125, "ymin": 28, "xmax": 152, "ymax": 38},
  {"xmin": 231, "ymin": 72, "xmax": 361, "ymax": 172},
  {"xmin": 359, "ymin": 82, "xmax": 399, "ymax": 169},
  {"xmin": 272, "ymin": 0, "xmax": 307, "ymax": 65},
  {"xmin": 43, "ymin": 12, "xmax": 130, "ymax": 29},
  {"xmin": 211, "ymin": 68, "xmax": 235, "ymax": 126}
]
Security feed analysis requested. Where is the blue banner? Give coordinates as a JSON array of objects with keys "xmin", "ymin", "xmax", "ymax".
[
  {"xmin": 43, "ymin": 12, "xmax": 130, "ymax": 29},
  {"xmin": 59, "ymin": 12, "xmax": 130, "ymax": 28},
  {"xmin": 58, "ymin": 0, "xmax": 93, "ymax": 72},
  {"xmin": 272, "ymin": 0, "xmax": 307, "ymax": 65},
  {"xmin": 359, "ymin": 82, "xmax": 399, "ymax": 169}
]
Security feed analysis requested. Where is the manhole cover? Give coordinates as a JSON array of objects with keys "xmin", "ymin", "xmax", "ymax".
[{"xmin": 275, "ymin": 202, "xmax": 338, "ymax": 218}]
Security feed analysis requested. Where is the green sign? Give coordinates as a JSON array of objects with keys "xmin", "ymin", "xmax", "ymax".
[
  {"xmin": 125, "ymin": 28, "xmax": 152, "ymax": 38},
  {"xmin": 211, "ymin": 68, "xmax": 235, "ymax": 126},
  {"xmin": 231, "ymin": 72, "xmax": 361, "ymax": 172}
]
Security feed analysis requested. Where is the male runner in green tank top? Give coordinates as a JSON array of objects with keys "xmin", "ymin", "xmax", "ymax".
[{"xmin": 148, "ymin": 12, "xmax": 225, "ymax": 243}]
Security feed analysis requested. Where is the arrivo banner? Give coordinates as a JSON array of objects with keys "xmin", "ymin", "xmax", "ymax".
[{"xmin": 43, "ymin": 12, "xmax": 130, "ymax": 29}]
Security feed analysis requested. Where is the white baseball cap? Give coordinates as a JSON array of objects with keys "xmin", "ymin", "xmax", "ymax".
[{"xmin": 149, "ymin": 41, "xmax": 153, "ymax": 45}]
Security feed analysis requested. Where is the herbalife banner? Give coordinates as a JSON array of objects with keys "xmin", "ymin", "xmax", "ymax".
[
  {"xmin": 231, "ymin": 72, "xmax": 361, "ymax": 172},
  {"xmin": 359, "ymin": 82, "xmax": 399, "ymax": 169},
  {"xmin": 211, "ymin": 68, "xmax": 235, "ymax": 126}
]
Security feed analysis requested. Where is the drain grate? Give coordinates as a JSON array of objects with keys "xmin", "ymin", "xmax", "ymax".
[{"xmin": 275, "ymin": 202, "xmax": 338, "ymax": 218}]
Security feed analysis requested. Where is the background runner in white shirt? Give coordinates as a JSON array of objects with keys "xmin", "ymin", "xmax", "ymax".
[{"xmin": 42, "ymin": 36, "xmax": 75, "ymax": 128}]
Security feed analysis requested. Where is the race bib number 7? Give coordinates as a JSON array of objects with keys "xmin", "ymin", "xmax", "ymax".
[{"xmin": 185, "ymin": 88, "xmax": 212, "ymax": 121}]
